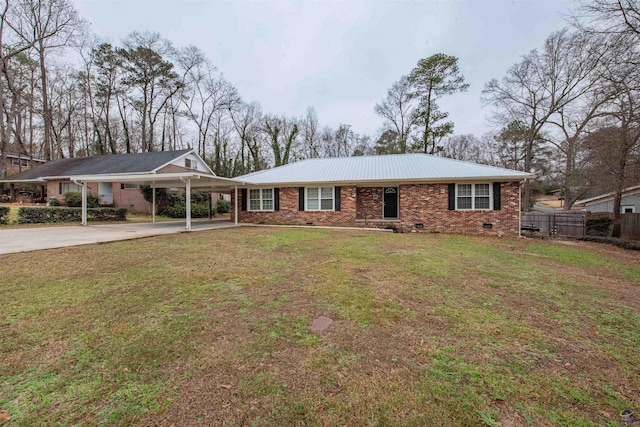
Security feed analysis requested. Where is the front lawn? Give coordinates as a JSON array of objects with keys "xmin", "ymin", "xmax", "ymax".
[{"xmin": 1, "ymin": 228, "xmax": 638, "ymax": 426}]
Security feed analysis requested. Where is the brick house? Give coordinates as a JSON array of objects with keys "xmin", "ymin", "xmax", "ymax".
[
  {"xmin": 2, "ymin": 149, "xmax": 215, "ymax": 213},
  {"xmin": 232, "ymin": 154, "xmax": 534, "ymax": 235}
]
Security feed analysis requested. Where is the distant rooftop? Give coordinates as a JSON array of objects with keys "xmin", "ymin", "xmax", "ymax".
[
  {"xmin": 237, "ymin": 153, "xmax": 534, "ymax": 185},
  {"xmin": 5, "ymin": 149, "xmax": 194, "ymax": 181}
]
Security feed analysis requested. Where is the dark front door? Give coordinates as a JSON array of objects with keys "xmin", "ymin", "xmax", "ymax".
[{"xmin": 383, "ymin": 187, "xmax": 398, "ymax": 218}]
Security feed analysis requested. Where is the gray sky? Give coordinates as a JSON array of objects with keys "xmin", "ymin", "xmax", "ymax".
[{"xmin": 75, "ymin": 0, "xmax": 574, "ymax": 140}]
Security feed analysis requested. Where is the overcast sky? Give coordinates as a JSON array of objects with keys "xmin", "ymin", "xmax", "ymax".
[{"xmin": 75, "ymin": 0, "xmax": 574, "ymax": 140}]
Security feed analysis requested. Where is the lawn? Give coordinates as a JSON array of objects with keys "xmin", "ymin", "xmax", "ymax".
[{"xmin": 0, "ymin": 228, "xmax": 638, "ymax": 426}]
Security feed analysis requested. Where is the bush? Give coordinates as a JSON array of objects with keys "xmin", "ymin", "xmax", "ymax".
[
  {"xmin": 159, "ymin": 203, "xmax": 211, "ymax": 218},
  {"xmin": 48, "ymin": 197, "xmax": 61, "ymax": 207},
  {"xmin": 216, "ymin": 199, "xmax": 230, "ymax": 214},
  {"xmin": 577, "ymin": 235, "xmax": 640, "ymax": 251},
  {"xmin": 64, "ymin": 191, "xmax": 100, "ymax": 208},
  {"xmin": 18, "ymin": 207, "xmax": 127, "ymax": 224},
  {"xmin": 586, "ymin": 217, "xmax": 613, "ymax": 237},
  {"xmin": 0, "ymin": 206, "xmax": 9, "ymax": 225}
]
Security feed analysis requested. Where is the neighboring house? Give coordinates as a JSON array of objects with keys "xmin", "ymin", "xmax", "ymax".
[
  {"xmin": 232, "ymin": 154, "xmax": 534, "ymax": 235},
  {"xmin": 4, "ymin": 154, "xmax": 46, "ymax": 177},
  {"xmin": 2, "ymin": 149, "xmax": 214, "ymax": 213},
  {"xmin": 576, "ymin": 185, "xmax": 640, "ymax": 214}
]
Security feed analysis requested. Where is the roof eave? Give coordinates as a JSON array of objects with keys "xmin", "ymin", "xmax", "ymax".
[{"xmin": 240, "ymin": 175, "xmax": 535, "ymax": 187}]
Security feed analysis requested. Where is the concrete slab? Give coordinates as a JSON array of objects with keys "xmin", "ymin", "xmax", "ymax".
[{"xmin": 0, "ymin": 219, "xmax": 236, "ymax": 255}]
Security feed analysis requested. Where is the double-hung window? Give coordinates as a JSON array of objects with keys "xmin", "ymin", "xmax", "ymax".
[
  {"xmin": 248, "ymin": 188, "xmax": 274, "ymax": 211},
  {"xmin": 456, "ymin": 183, "xmax": 491, "ymax": 210},
  {"xmin": 306, "ymin": 187, "xmax": 334, "ymax": 211}
]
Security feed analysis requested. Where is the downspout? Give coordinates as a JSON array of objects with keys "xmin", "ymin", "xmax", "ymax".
[
  {"xmin": 74, "ymin": 180, "xmax": 87, "ymax": 226},
  {"xmin": 519, "ymin": 180, "xmax": 522, "ymax": 237}
]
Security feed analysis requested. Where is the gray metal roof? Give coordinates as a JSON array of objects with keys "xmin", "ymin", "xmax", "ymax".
[
  {"xmin": 237, "ymin": 154, "xmax": 534, "ymax": 185},
  {"xmin": 5, "ymin": 149, "xmax": 193, "ymax": 181}
]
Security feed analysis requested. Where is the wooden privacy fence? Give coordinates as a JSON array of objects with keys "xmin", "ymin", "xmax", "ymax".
[
  {"xmin": 522, "ymin": 211, "xmax": 640, "ymax": 241},
  {"xmin": 622, "ymin": 213, "xmax": 640, "ymax": 241},
  {"xmin": 521, "ymin": 211, "xmax": 586, "ymax": 237}
]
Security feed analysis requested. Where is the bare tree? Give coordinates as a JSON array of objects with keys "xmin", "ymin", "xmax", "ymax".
[
  {"xmin": 374, "ymin": 75, "xmax": 418, "ymax": 153},
  {"xmin": 483, "ymin": 29, "xmax": 602, "ymax": 211},
  {"xmin": 301, "ymin": 106, "xmax": 320, "ymax": 158},
  {"xmin": 8, "ymin": 0, "xmax": 83, "ymax": 160},
  {"xmin": 263, "ymin": 114, "xmax": 299, "ymax": 166}
]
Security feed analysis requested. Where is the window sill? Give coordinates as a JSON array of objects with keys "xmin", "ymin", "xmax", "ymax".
[{"xmin": 356, "ymin": 219, "xmax": 401, "ymax": 223}]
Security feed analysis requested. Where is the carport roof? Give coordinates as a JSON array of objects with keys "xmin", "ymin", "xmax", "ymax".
[{"xmin": 68, "ymin": 172, "xmax": 243, "ymax": 190}]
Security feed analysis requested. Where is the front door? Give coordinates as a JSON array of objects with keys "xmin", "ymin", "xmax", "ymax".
[{"xmin": 383, "ymin": 187, "xmax": 398, "ymax": 218}]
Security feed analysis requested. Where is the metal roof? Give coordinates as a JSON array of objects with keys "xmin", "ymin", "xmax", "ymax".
[
  {"xmin": 237, "ymin": 153, "xmax": 534, "ymax": 185},
  {"xmin": 576, "ymin": 184, "xmax": 640, "ymax": 205},
  {"xmin": 4, "ymin": 149, "xmax": 194, "ymax": 181}
]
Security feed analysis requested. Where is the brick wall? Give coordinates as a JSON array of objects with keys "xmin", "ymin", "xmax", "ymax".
[
  {"xmin": 112, "ymin": 185, "xmax": 150, "ymax": 213},
  {"xmin": 398, "ymin": 183, "xmax": 520, "ymax": 235},
  {"xmin": 232, "ymin": 186, "xmax": 357, "ymax": 226},
  {"xmin": 356, "ymin": 187, "xmax": 384, "ymax": 220},
  {"xmin": 233, "ymin": 182, "xmax": 521, "ymax": 235},
  {"xmin": 47, "ymin": 180, "xmax": 150, "ymax": 213}
]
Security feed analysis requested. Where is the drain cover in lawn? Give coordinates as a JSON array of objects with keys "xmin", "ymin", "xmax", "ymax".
[{"xmin": 311, "ymin": 316, "xmax": 333, "ymax": 332}]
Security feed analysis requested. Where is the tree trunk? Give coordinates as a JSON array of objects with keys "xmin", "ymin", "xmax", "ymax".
[{"xmin": 38, "ymin": 43, "xmax": 52, "ymax": 160}]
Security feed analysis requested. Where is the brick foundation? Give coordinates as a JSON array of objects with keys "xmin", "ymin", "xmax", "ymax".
[{"xmin": 232, "ymin": 182, "xmax": 521, "ymax": 236}]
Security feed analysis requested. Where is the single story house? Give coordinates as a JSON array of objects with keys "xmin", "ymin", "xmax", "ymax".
[
  {"xmin": 576, "ymin": 185, "xmax": 640, "ymax": 214},
  {"xmin": 1, "ymin": 149, "xmax": 237, "ymax": 229},
  {"xmin": 232, "ymin": 153, "xmax": 534, "ymax": 235}
]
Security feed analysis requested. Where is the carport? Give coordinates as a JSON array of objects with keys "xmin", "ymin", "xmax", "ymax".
[{"xmin": 69, "ymin": 172, "xmax": 245, "ymax": 231}]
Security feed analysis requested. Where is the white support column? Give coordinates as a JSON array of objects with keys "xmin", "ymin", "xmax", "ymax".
[
  {"xmin": 234, "ymin": 185, "xmax": 238, "ymax": 226},
  {"xmin": 152, "ymin": 184, "xmax": 156, "ymax": 223},
  {"xmin": 186, "ymin": 178, "xmax": 191, "ymax": 231},
  {"xmin": 519, "ymin": 181, "xmax": 522, "ymax": 237},
  {"xmin": 81, "ymin": 182, "xmax": 88, "ymax": 226}
]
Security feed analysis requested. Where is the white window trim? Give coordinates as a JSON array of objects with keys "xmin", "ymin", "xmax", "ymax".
[
  {"xmin": 247, "ymin": 188, "xmax": 275, "ymax": 212},
  {"xmin": 621, "ymin": 205, "xmax": 635, "ymax": 213},
  {"xmin": 455, "ymin": 183, "xmax": 493, "ymax": 211},
  {"xmin": 305, "ymin": 186, "xmax": 335, "ymax": 211}
]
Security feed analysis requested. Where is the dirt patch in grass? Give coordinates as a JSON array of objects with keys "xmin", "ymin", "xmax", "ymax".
[{"xmin": 1, "ymin": 228, "xmax": 639, "ymax": 426}]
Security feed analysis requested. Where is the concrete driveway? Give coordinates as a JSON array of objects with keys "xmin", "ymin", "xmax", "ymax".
[{"xmin": 0, "ymin": 219, "xmax": 236, "ymax": 255}]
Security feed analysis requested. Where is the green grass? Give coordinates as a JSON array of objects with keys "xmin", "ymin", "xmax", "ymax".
[{"xmin": 1, "ymin": 228, "xmax": 639, "ymax": 426}]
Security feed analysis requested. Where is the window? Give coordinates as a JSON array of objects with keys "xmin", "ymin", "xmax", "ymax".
[
  {"xmin": 60, "ymin": 182, "xmax": 82, "ymax": 194},
  {"xmin": 622, "ymin": 205, "xmax": 635, "ymax": 213},
  {"xmin": 248, "ymin": 188, "xmax": 274, "ymax": 211},
  {"xmin": 10, "ymin": 158, "xmax": 28, "ymax": 166},
  {"xmin": 185, "ymin": 158, "xmax": 197, "ymax": 170},
  {"xmin": 456, "ymin": 183, "xmax": 492, "ymax": 210},
  {"xmin": 306, "ymin": 186, "xmax": 334, "ymax": 211},
  {"xmin": 121, "ymin": 183, "xmax": 139, "ymax": 189}
]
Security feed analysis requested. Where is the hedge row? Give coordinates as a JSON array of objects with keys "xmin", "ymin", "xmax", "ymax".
[
  {"xmin": 0, "ymin": 206, "xmax": 9, "ymax": 225},
  {"xmin": 577, "ymin": 235, "xmax": 640, "ymax": 251},
  {"xmin": 160, "ymin": 203, "xmax": 211, "ymax": 218},
  {"xmin": 18, "ymin": 207, "xmax": 127, "ymax": 224}
]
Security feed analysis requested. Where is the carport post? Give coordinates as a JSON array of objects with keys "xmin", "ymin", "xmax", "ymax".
[
  {"xmin": 234, "ymin": 185, "xmax": 238, "ymax": 226},
  {"xmin": 151, "ymin": 184, "xmax": 156, "ymax": 223},
  {"xmin": 81, "ymin": 182, "xmax": 87, "ymax": 226},
  {"xmin": 185, "ymin": 178, "xmax": 191, "ymax": 231}
]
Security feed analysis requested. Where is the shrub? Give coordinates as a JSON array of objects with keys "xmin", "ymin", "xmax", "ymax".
[
  {"xmin": 577, "ymin": 235, "xmax": 640, "ymax": 251},
  {"xmin": 48, "ymin": 197, "xmax": 61, "ymax": 207},
  {"xmin": 586, "ymin": 217, "xmax": 613, "ymax": 237},
  {"xmin": 18, "ymin": 207, "xmax": 127, "ymax": 224},
  {"xmin": 0, "ymin": 206, "xmax": 9, "ymax": 225},
  {"xmin": 216, "ymin": 199, "xmax": 230, "ymax": 214},
  {"xmin": 64, "ymin": 191, "xmax": 100, "ymax": 208},
  {"xmin": 159, "ymin": 203, "xmax": 211, "ymax": 218}
]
